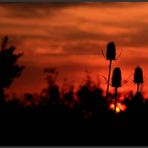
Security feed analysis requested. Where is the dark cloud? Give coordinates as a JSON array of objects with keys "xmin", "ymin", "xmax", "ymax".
[
  {"xmin": 0, "ymin": 23, "xmax": 48, "ymax": 29},
  {"xmin": 0, "ymin": 3, "xmax": 84, "ymax": 19},
  {"xmin": 121, "ymin": 27, "xmax": 148, "ymax": 47},
  {"xmin": 0, "ymin": 3, "xmax": 56, "ymax": 18},
  {"xmin": 8, "ymin": 34, "xmax": 49, "ymax": 41},
  {"xmin": 120, "ymin": 56, "xmax": 148, "ymax": 66},
  {"xmin": 48, "ymin": 26, "xmax": 100, "ymax": 41},
  {"xmin": 2, "ymin": 22, "xmax": 148, "ymax": 57},
  {"xmin": 47, "ymin": 2, "xmax": 141, "ymax": 9},
  {"xmin": 0, "ymin": 2, "xmax": 141, "ymax": 19},
  {"xmin": 62, "ymin": 42, "xmax": 100, "ymax": 55},
  {"xmin": 46, "ymin": 23, "xmax": 148, "ymax": 53}
]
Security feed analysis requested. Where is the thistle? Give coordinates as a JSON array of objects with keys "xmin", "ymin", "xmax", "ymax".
[
  {"xmin": 134, "ymin": 67, "xmax": 144, "ymax": 93},
  {"xmin": 106, "ymin": 42, "xmax": 116, "ymax": 60},
  {"xmin": 105, "ymin": 42, "xmax": 116, "ymax": 99},
  {"xmin": 111, "ymin": 67, "xmax": 122, "ymax": 112}
]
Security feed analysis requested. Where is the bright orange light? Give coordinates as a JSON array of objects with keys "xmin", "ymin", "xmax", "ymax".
[
  {"xmin": 110, "ymin": 102, "xmax": 126, "ymax": 113},
  {"xmin": 116, "ymin": 107, "xmax": 120, "ymax": 113},
  {"xmin": 110, "ymin": 103, "xmax": 115, "ymax": 110},
  {"xmin": 117, "ymin": 102, "xmax": 126, "ymax": 111}
]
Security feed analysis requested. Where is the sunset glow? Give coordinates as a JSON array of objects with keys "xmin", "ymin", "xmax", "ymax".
[
  {"xmin": 1, "ymin": 3, "xmax": 148, "ymax": 145},
  {"xmin": 110, "ymin": 102, "xmax": 127, "ymax": 113},
  {"xmin": 0, "ymin": 2, "xmax": 147, "ymax": 96}
]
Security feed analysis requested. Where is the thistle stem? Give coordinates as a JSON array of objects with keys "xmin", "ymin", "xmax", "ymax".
[
  {"xmin": 137, "ymin": 83, "xmax": 140, "ymax": 93},
  {"xmin": 114, "ymin": 87, "xmax": 118, "ymax": 113},
  {"xmin": 106, "ymin": 60, "xmax": 112, "ymax": 99}
]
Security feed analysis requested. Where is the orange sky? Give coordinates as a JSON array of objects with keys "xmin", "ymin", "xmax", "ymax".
[{"xmin": 0, "ymin": 2, "xmax": 148, "ymax": 96}]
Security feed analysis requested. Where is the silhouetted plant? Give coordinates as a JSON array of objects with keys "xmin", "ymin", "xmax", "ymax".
[
  {"xmin": 44, "ymin": 67, "xmax": 58, "ymax": 86},
  {"xmin": 43, "ymin": 67, "xmax": 60, "ymax": 106},
  {"xmin": 0, "ymin": 36, "xmax": 24, "ymax": 106},
  {"xmin": 102, "ymin": 42, "xmax": 116, "ymax": 99},
  {"xmin": 106, "ymin": 42, "xmax": 116, "ymax": 61},
  {"xmin": 92, "ymin": 85, "xmax": 108, "ymax": 113},
  {"xmin": 111, "ymin": 67, "xmax": 122, "ymax": 112},
  {"xmin": 76, "ymin": 73, "xmax": 108, "ymax": 119},
  {"xmin": 63, "ymin": 85, "xmax": 76, "ymax": 109},
  {"xmin": 23, "ymin": 93, "xmax": 34, "ymax": 106},
  {"xmin": 134, "ymin": 66, "xmax": 144, "ymax": 93}
]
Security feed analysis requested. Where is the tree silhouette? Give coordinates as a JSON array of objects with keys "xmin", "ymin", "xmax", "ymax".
[{"xmin": 0, "ymin": 36, "xmax": 24, "ymax": 106}]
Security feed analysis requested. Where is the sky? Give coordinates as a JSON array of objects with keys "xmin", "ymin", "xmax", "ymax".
[{"xmin": 0, "ymin": 2, "xmax": 148, "ymax": 96}]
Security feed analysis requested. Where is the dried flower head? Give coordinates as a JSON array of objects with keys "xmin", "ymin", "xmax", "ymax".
[
  {"xmin": 112, "ymin": 67, "xmax": 122, "ymax": 88},
  {"xmin": 106, "ymin": 42, "xmax": 116, "ymax": 60},
  {"xmin": 134, "ymin": 66, "xmax": 144, "ymax": 84}
]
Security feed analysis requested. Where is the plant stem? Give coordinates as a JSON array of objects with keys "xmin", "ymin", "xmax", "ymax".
[
  {"xmin": 137, "ymin": 83, "xmax": 140, "ymax": 93},
  {"xmin": 114, "ymin": 87, "xmax": 118, "ymax": 113},
  {"xmin": 106, "ymin": 60, "xmax": 112, "ymax": 99}
]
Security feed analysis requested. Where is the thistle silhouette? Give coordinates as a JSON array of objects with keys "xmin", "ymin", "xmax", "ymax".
[
  {"xmin": 134, "ymin": 66, "xmax": 144, "ymax": 93},
  {"xmin": 111, "ymin": 67, "xmax": 122, "ymax": 112},
  {"xmin": 102, "ymin": 42, "xmax": 116, "ymax": 99}
]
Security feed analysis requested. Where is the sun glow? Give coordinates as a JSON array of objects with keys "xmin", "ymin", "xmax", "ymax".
[{"xmin": 110, "ymin": 102, "xmax": 126, "ymax": 113}]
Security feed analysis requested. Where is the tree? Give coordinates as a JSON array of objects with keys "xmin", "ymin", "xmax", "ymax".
[{"xmin": 0, "ymin": 36, "xmax": 25, "ymax": 106}]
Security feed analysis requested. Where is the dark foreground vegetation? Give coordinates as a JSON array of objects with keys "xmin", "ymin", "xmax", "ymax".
[
  {"xmin": 0, "ymin": 36, "xmax": 147, "ymax": 145},
  {"xmin": 1, "ymin": 80, "xmax": 148, "ymax": 146}
]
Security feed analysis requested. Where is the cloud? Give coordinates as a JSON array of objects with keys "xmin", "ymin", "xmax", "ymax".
[
  {"xmin": 0, "ymin": 4, "xmax": 54, "ymax": 18},
  {"xmin": 0, "ymin": 2, "xmax": 143, "ymax": 19},
  {"xmin": 1, "ymin": 2, "xmax": 148, "ymax": 94},
  {"xmin": 1, "ymin": 2, "xmax": 148, "ymax": 56},
  {"xmin": 0, "ymin": 3, "xmax": 84, "ymax": 19}
]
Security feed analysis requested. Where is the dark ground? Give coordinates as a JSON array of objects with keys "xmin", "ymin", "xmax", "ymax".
[{"xmin": 0, "ymin": 103, "xmax": 148, "ymax": 146}]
